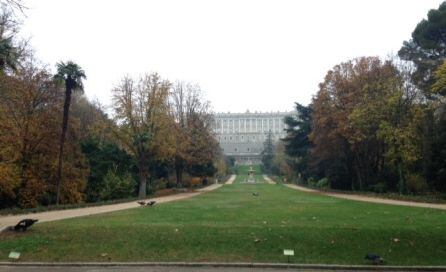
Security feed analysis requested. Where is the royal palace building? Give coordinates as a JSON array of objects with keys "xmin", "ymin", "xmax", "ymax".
[{"xmin": 212, "ymin": 111, "xmax": 291, "ymax": 164}]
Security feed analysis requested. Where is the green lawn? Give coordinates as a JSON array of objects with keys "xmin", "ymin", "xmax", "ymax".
[
  {"xmin": 235, "ymin": 164, "xmax": 262, "ymax": 175},
  {"xmin": 1, "ymin": 172, "xmax": 446, "ymax": 265},
  {"xmin": 234, "ymin": 165, "xmax": 265, "ymax": 183}
]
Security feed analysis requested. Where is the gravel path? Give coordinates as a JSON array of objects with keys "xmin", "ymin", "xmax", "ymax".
[
  {"xmin": 0, "ymin": 184, "xmax": 223, "ymax": 231},
  {"xmin": 262, "ymin": 175, "xmax": 276, "ymax": 184},
  {"xmin": 225, "ymin": 175, "xmax": 237, "ymax": 184},
  {"xmin": 284, "ymin": 184, "xmax": 446, "ymax": 210}
]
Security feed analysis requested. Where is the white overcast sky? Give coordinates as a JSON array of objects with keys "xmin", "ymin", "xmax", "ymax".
[{"xmin": 20, "ymin": 0, "xmax": 444, "ymax": 113}]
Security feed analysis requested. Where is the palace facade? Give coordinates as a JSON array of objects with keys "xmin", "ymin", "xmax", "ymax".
[{"xmin": 212, "ymin": 111, "xmax": 291, "ymax": 164}]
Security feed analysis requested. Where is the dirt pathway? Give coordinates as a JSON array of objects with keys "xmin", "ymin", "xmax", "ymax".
[
  {"xmin": 284, "ymin": 184, "xmax": 446, "ymax": 210},
  {"xmin": 225, "ymin": 175, "xmax": 236, "ymax": 184},
  {"xmin": 0, "ymin": 184, "xmax": 223, "ymax": 231},
  {"xmin": 262, "ymin": 175, "xmax": 276, "ymax": 184}
]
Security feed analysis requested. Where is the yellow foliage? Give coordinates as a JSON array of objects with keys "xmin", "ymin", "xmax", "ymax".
[{"xmin": 0, "ymin": 163, "xmax": 20, "ymax": 204}]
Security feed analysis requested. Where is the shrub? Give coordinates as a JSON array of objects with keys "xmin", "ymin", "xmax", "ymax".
[
  {"xmin": 307, "ymin": 177, "xmax": 317, "ymax": 188},
  {"xmin": 100, "ymin": 169, "xmax": 136, "ymax": 200},
  {"xmin": 316, "ymin": 178, "xmax": 330, "ymax": 189},
  {"xmin": 156, "ymin": 178, "xmax": 168, "ymax": 190},
  {"xmin": 370, "ymin": 182, "xmax": 387, "ymax": 193},
  {"xmin": 406, "ymin": 173, "xmax": 429, "ymax": 194}
]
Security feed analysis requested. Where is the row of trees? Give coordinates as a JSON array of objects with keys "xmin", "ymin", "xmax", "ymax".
[
  {"xmin": 0, "ymin": 2, "xmax": 225, "ymax": 208},
  {"xmin": 275, "ymin": 2, "xmax": 446, "ymax": 194},
  {"xmin": 112, "ymin": 75, "xmax": 221, "ymax": 198}
]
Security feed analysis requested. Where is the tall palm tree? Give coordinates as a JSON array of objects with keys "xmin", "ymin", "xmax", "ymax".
[{"xmin": 54, "ymin": 61, "xmax": 86, "ymax": 205}]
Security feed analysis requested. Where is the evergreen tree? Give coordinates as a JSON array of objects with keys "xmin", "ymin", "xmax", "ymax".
[
  {"xmin": 398, "ymin": 1, "xmax": 446, "ymax": 93},
  {"xmin": 261, "ymin": 130, "xmax": 274, "ymax": 174},
  {"xmin": 282, "ymin": 103, "xmax": 312, "ymax": 180}
]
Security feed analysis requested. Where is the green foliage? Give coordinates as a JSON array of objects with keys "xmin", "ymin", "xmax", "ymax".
[
  {"xmin": 54, "ymin": 61, "xmax": 86, "ymax": 92},
  {"xmin": 369, "ymin": 182, "xmax": 387, "ymax": 194},
  {"xmin": 397, "ymin": 2, "xmax": 446, "ymax": 194},
  {"xmin": 316, "ymin": 177, "xmax": 329, "ymax": 189},
  {"xmin": 282, "ymin": 103, "xmax": 312, "ymax": 179},
  {"xmin": 187, "ymin": 161, "xmax": 217, "ymax": 177},
  {"xmin": 81, "ymin": 138, "xmax": 136, "ymax": 202},
  {"xmin": 406, "ymin": 173, "xmax": 429, "ymax": 194},
  {"xmin": 261, "ymin": 130, "xmax": 275, "ymax": 174},
  {"xmin": 100, "ymin": 168, "xmax": 136, "ymax": 201},
  {"xmin": 398, "ymin": 2, "xmax": 446, "ymax": 92},
  {"xmin": 0, "ymin": 6, "xmax": 21, "ymax": 73},
  {"xmin": 432, "ymin": 60, "xmax": 446, "ymax": 95},
  {"xmin": 307, "ymin": 177, "xmax": 317, "ymax": 187}
]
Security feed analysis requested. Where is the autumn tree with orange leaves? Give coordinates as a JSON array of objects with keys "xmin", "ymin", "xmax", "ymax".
[{"xmin": 0, "ymin": 61, "xmax": 87, "ymax": 207}]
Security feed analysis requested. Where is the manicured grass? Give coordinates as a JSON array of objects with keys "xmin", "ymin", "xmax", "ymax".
[
  {"xmin": 1, "ymin": 174, "xmax": 446, "ymax": 265},
  {"xmin": 235, "ymin": 164, "xmax": 262, "ymax": 175}
]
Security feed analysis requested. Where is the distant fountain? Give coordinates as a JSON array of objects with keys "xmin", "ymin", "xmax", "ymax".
[{"xmin": 246, "ymin": 166, "xmax": 256, "ymax": 183}]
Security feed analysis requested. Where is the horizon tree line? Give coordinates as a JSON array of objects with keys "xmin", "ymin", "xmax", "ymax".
[{"xmin": 273, "ymin": 2, "xmax": 446, "ymax": 194}]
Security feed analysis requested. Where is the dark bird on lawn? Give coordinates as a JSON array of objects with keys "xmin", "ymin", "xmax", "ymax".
[
  {"xmin": 137, "ymin": 201, "xmax": 146, "ymax": 206},
  {"xmin": 13, "ymin": 219, "xmax": 38, "ymax": 231},
  {"xmin": 365, "ymin": 253, "xmax": 384, "ymax": 265},
  {"xmin": 146, "ymin": 200, "xmax": 156, "ymax": 206},
  {"xmin": 252, "ymin": 192, "xmax": 259, "ymax": 196}
]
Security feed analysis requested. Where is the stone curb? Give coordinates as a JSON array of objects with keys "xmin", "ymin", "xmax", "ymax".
[{"xmin": 0, "ymin": 262, "xmax": 446, "ymax": 271}]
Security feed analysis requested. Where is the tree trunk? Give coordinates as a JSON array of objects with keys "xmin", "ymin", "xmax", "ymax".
[
  {"xmin": 138, "ymin": 157, "xmax": 148, "ymax": 198},
  {"xmin": 398, "ymin": 160, "xmax": 405, "ymax": 194},
  {"xmin": 175, "ymin": 165, "xmax": 183, "ymax": 185},
  {"xmin": 354, "ymin": 164, "xmax": 363, "ymax": 191},
  {"xmin": 354, "ymin": 155, "xmax": 364, "ymax": 191},
  {"xmin": 175, "ymin": 157, "xmax": 183, "ymax": 187},
  {"xmin": 55, "ymin": 87, "xmax": 72, "ymax": 205}
]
